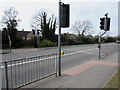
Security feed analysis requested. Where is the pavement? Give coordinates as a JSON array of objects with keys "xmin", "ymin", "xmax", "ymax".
[
  {"xmin": 1, "ymin": 48, "xmax": 38, "ymax": 54},
  {"xmin": 21, "ymin": 52, "xmax": 118, "ymax": 89}
]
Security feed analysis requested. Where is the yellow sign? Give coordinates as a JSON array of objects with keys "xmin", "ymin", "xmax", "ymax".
[
  {"xmin": 60, "ymin": 51, "xmax": 64, "ymax": 55},
  {"xmin": 10, "ymin": 41, "xmax": 12, "ymax": 46}
]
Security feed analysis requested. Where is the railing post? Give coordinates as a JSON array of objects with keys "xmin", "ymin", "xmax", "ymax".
[
  {"xmin": 55, "ymin": 54, "xmax": 57, "ymax": 77},
  {"xmin": 4, "ymin": 62, "xmax": 9, "ymax": 90}
]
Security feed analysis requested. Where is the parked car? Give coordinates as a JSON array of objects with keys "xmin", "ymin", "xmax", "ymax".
[{"xmin": 116, "ymin": 40, "xmax": 120, "ymax": 43}]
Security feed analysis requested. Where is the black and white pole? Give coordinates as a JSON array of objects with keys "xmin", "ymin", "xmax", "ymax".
[
  {"xmin": 36, "ymin": 30, "xmax": 39, "ymax": 49},
  {"xmin": 58, "ymin": 0, "xmax": 61, "ymax": 76},
  {"xmin": 8, "ymin": 35, "xmax": 11, "ymax": 52}
]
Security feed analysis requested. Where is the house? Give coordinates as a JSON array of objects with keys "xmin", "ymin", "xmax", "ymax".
[
  {"xmin": 62, "ymin": 32, "xmax": 77, "ymax": 40},
  {"xmin": 17, "ymin": 29, "xmax": 35, "ymax": 40}
]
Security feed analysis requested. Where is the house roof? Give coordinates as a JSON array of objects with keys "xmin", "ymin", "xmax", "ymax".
[
  {"xmin": 17, "ymin": 31, "xmax": 32, "ymax": 38},
  {"xmin": 62, "ymin": 33, "xmax": 77, "ymax": 39}
]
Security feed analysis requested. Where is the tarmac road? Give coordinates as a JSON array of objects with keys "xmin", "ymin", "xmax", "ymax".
[
  {"xmin": 2, "ymin": 43, "xmax": 115, "ymax": 62},
  {"xmin": 1, "ymin": 43, "xmax": 117, "ymax": 89}
]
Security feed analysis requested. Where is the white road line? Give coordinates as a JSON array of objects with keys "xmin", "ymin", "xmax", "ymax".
[
  {"xmin": 63, "ymin": 48, "xmax": 98, "ymax": 57},
  {"xmin": 0, "ymin": 48, "xmax": 98, "ymax": 68},
  {"xmin": 0, "ymin": 56, "xmax": 56, "ymax": 69},
  {"xmin": 84, "ymin": 52, "xmax": 96, "ymax": 56}
]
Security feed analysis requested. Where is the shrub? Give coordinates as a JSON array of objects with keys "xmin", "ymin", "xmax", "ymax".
[
  {"xmin": 77, "ymin": 35, "xmax": 96, "ymax": 44},
  {"xmin": 40, "ymin": 39, "xmax": 55, "ymax": 47}
]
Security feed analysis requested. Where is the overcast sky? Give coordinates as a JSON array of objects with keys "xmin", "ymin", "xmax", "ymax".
[{"xmin": 0, "ymin": 0, "xmax": 119, "ymax": 36}]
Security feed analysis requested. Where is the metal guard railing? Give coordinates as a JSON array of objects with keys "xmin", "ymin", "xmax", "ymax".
[
  {"xmin": 100, "ymin": 44, "xmax": 118, "ymax": 58},
  {"xmin": 1, "ymin": 53, "xmax": 57, "ymax": 90}
]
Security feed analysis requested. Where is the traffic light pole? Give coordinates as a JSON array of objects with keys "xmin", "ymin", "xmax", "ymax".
[
  {"xmin": 98, "ymin": 13, "xmax": 108, "ymax": 59},
  {"xmin": 58, "ymin": 0, "xmax": 61, "ymax": 76},
  {"xmin": 98, "ymin": 34, "xmax": 101, "ymax": 59},
  {"xmin": 98, "ymin": 30, "xmax": 106, "ymax": 59}
]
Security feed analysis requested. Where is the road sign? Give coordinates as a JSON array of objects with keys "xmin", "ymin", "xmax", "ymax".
[
  {"xmin": 60, "ymin": 51, "xmax": 64, "ymax": 55},
  {"xmin": 10, "ymin": 41, "xmax": 12, "ymax": 46}
]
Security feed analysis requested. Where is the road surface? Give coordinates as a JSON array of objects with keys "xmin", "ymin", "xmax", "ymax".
[{"xmin": 1, "ymin": 43, "xmax": 117, "ymax": 89}]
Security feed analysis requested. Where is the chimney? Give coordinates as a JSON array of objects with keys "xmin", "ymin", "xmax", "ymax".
[{"xmin": 22, "ymin": 29, "xmax": 24, "ymax": 31}]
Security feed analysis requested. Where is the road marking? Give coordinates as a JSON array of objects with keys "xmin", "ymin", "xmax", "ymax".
[
  {"xmin": 0, "ymin": 56, "xmax": 56, "ymax": 68},
  {"xmin": 0, "ymin": 48, "xmax": 98, "ymax": 68},
  {"xmin": 84, "ymin": 52, "xmax": 96, "ymax": 56},
  {"xmin": 63, "ymin": 48, "xmax": 98, "ymax": 57}
]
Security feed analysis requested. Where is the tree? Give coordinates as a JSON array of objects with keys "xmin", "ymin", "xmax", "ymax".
[
  {"xmin": 31, "ymin": 11, "xmax": 57, "ymax": 42},
  {"xmin": 72, "ymin": 20, "xmax": 93, "ymax": 36},
  {"xmin": 1, "ymin": 7, "xmax": 20, "ymax": 48}
]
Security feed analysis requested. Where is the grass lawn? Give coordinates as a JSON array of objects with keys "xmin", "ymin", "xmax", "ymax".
[{"xmin": 104, "ymin": 69, "xmax": 120, "ymax": 88}]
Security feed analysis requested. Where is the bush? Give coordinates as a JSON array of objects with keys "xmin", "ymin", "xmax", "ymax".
[
  {"xmin": 16, "ymin": 37, "xmax": 36, "ymax": 48},
  {"xmin": 104, "ymin": 37, "xmax": 117, "ymax": 43},
  {"xmin": 77, "ymin": 35, "xmax": 96, "ymax": 44},
  {"xmin": 40, "ymin": 39, "xmax": 55, "ymax": 47}
]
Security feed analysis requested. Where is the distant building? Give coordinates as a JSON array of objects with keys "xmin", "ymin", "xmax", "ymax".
[
  {"xmin": 17, "ymin": 29, "xmax": 35, "ymax": 40},
  {"xmin": 62, "ymin": 32, "xmax": 77, "ymax": 40}
]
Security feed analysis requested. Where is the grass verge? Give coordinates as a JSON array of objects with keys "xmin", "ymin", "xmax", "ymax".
[{"xmin": 104, "ymin": 69, "xmax": 120, "ymax": 88}]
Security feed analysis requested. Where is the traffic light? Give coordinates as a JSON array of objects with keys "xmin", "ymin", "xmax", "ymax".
[
  {"xmin": 60, "ymin": 3, "xmax": 70, "ymax": 28},
  {"xmin": 106, "ymin": 18, "xmax": 111, "ymax": 31},
  {"xmin": 100, "ymin": 18, "xmax": 105, "ymax": 30},
  {"xmin": 98, "ymin": 41, "xmax": 101, "ymax": 44},
  {"xmin": 100, "ymin": 17, "xmax": 111, "ymax": 31}
]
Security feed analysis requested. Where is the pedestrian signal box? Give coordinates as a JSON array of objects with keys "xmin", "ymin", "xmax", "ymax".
[{"xmin": 60, "ymin": 3, "xmax": 70, "ymax": 28}]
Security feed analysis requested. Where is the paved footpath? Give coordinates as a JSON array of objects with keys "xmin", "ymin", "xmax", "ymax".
[{"xmin": 22, "ymin": 52, "xmax": 118, "ymax": 88}]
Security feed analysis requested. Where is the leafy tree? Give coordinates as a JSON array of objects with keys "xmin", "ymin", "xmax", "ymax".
[
  {"xmin": 1, "ymin": 7, "xmax": 20, "ymax": 48},
  {"xmin": 32, "ymin": 11, "xmax": 57, "ymax": 42}
]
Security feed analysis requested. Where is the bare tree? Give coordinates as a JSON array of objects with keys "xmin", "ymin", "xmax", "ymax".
[
  {"xmin": 82, "ymin": 20, "xmax": 93, "ymax": 35},
  {"xmin": 1, "ymin": 7, "xmax": 20, "ymax": 29},
  {"xmin": 1, "ymin": 7, "xmax": 20, "ymax": 48},
  {"xmin": 72, "ymin": 20, "xmax": 93, "ymax": 36},
  {"xmin": 72, "ymin": 21, "xmax": 82, "ymax": 36},
  {"xmin": 31, "ymin": 11, "xmax": 44, "ymax": 31},
  {"xmin": 31, "ymin": 10, "xmax": 57, "ymax": 41}
]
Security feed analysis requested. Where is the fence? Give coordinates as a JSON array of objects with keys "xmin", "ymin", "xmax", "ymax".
[
  {"xmin": 100, "ymin": 44, "xmax": 118, "ymax": 58},
  {"xmin": 1, "ymin": 53, "xmax": 57, "ymax": 90}
]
